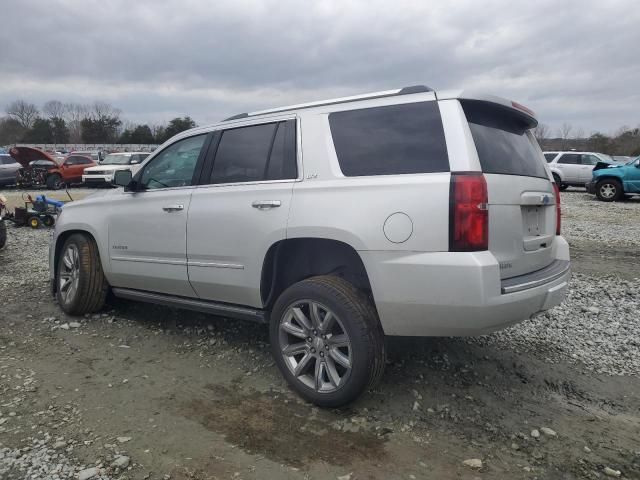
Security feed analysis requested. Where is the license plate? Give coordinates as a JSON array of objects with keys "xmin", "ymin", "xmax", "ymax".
[{"xmin": 523, "ymin": 206, "xmax": 541, "ymax": 235}]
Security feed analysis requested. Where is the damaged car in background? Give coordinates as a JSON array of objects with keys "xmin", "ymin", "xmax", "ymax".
[
  {"xmin": 587, "ymin": 155, "xmax": 640, "ymax": 201},
  {"xmin": 10, "ymin": 147, "xmax": 97, "ymax": 189}
]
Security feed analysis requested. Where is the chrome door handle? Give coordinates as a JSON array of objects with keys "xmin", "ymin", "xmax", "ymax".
[
  {"xmin": 162, "ymin": 204, "xmax": 184, "ymax": 212},
  {"xmin": 252, "ymin": 200, "xmax": 281, "ymax": 210}
]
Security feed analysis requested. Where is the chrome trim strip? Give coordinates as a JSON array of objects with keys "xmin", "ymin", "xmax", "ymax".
[
  {"xmin": 111, "ymin": 288, "xmax": 266, "ymax": 323},
  {"xmin": 187, "ymin": 261, "xmax": 244, "ymax": 269},
  {"xmin": 501, "ymin": 260, "xmax": 570, "ymax": 294},
  {"xmin": 111, "ymin": 256, "xmax": 186, "ymax": 266}
]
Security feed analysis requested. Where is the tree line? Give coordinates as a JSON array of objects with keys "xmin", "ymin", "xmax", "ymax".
[
  {"xmin": 534, "ymin": 122, "xmax": 640, "ymax": 156},
  {"xmin": 0, "ymin": 99, "xmax": 196, "ymax": 146}
]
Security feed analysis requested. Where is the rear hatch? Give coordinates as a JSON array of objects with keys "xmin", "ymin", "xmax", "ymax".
[{"xmin": 461, "ymin": 100, "xmax": 556, "ymax": 279}]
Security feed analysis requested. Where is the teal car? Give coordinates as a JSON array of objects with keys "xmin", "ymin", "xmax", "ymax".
[{"xmin": 586, "ymin": 156, "xmax": 640, "ymax": 201}]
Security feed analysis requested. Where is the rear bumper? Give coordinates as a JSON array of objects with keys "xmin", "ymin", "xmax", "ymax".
[
  {"xmin": 586, "ymin": 182, "xmax": 596, "ymax": 194},
  {"xmin": 360, "ymin": 236, "xmax": 571, "ymax": 336}
]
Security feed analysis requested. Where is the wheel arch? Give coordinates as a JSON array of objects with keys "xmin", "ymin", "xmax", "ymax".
[{"xmin": 260, "ymin": 237, "xmax": 374, "ymax": 310}]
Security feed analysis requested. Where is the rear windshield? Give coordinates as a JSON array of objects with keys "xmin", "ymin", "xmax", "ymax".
[
  {"xmin": 544, "ymin": 153, "xmax": 557, "ymax": 162},
  {"xmin": 462, "ymin": 101, "xmax": 548, "ymax": 179}
]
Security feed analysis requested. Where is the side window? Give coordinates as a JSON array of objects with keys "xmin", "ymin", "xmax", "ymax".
[
  {"xmin": 78, "ymin": 157, "xmax": 92, "ymax": 165},
  {"xmin": 544, "ymin": 153, "xmax": 557, "ymax": 163},
  {"xmin": 210, "ymin": 121, "xmax": 296, "ymax": 184},
  {"xmin": 65, "ymin": 156, "xmax": 79, "ymax": 165},
  {"xmin": 558, "ymin": 154, "xmax": 580, "ymax": 165},
  {"xmin": 139, "ymin": 134, "xmax": 207, "ymax": 190},
  {"xmin": 581, "ymin": 154, "xmax": 599, "ymax": 165},
  {"xmin": 329, "ymin": 101, "xmax": 449, "ymax": 176}
]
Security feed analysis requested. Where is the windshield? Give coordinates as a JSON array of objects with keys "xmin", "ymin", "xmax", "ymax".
[
  {"xmin": 102, "ymin": 154, "xmax": 132, "ymax": 165},
  {"xmin": 598, "ymin": 153, "xmax": 614, "ymax": 162},
  {"xmin": 626, "ymin": 156, "xmax": 640, "ymax": 166}
]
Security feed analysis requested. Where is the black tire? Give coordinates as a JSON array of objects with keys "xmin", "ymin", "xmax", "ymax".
[
  {"xmin": 46, "ymin": 173, "xmax": 62, "ymax": 190},
  {"xmin": 56, "ymin": 233, "xmax": 109, "ymax": 315},
  {"xmin": 42, "ymin": 214, "xmax": 55, "ymax": 227},
  {"xmin": 595, "ymin": 178, "xmax": 623, "ymax": 202},
  {"xmin": 0, "ymin": 219, "xmax": 6, "ymax": 249},
  {"xmin": 28, "ymin": 216, "xmax": 41, "ymax": 229},
  {"xmin": 270, "ymin": 275, "xmax": 385, "ymax": 407}
]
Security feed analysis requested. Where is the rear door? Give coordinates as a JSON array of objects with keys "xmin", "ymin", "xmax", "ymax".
[
  {"xmin": 186, "ymin": 119, "xmax": 298, "ymax": 307},
  {"xmin": 461, "ymin": 100, "xmax": 557, "ymax": 279}
]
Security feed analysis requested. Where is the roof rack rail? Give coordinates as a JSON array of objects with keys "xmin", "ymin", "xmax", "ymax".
[
  {"xmin": 222, "ymin": 112, "xmax": 249, "ymax": 122},
  {"xmin": 221, "ymin": 84, "xmax": 434, "ymax": 121}
]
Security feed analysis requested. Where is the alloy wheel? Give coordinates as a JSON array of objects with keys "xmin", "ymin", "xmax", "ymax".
[
  {"xmin": 59, "ymin": 245, "xmax": 80, "ymax": 305},
  {"xmin": 278, "ymin": 300, "xmax": 352, "ymax": 393},
  {"xmin": 599, "ymin": 183, "xmax": 616, "ymax": 199}
]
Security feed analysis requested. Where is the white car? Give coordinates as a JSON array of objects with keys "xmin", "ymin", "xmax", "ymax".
[
  {"xmin": 50, "ymin": 86, "xmax": 570, "ymax": 406},
  {"xmin": 544, "ymin": 151, "xmax": 613, "ymax": 190},
  {"xmin": 82, "ymin": 152, "xmax": 149, "ymax": 186}
]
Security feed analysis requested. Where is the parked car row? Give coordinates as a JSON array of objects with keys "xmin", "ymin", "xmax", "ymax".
[
  {"xmin": 0, "ymin": 148, "xmax": 148, "ymax": 189},
  {"xmin": 544, "ymin": 150, "xmax": 640, "ymax": 201}
]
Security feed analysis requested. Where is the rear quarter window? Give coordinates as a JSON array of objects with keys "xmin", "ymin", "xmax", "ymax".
[
  {"xmin": 462, "ymin": 100, "xmax": 548, "ymax": 179},
  {"xmin": 329, "ymin": 101, "xmax": 449, "ymax": 176}
]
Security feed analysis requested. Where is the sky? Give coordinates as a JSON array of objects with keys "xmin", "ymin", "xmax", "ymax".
[{"xmin": 1, "ymin": 0, "xmax": 638, "ymax": 135}]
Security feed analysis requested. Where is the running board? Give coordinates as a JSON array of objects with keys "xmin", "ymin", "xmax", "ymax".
[{"xmin": 111, "ymin": 288, "xmax": 268, "ymax": 324}]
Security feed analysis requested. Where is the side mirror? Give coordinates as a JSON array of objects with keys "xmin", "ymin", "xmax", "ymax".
[{"xmin": 114, "ymin": 170, "xmax": 133, "ymax": 188}]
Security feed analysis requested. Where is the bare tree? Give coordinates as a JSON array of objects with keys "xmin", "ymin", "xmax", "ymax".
[
  {"xmin": 91, "ymin": 101, "xmax": 121, "ymax": 121},
  {"xmin": 573, "ymin": 127, "xmax": 585, "ymax": 140},
  {"xmin": 42, "ymin": 100, "xmax": 65, "ymax": 120},
  {"xmin": 6, "ymin": 100, "xmax": 39, "ymax": 128},
  {"xmin": 558, "ymin": 122, "xmax": 573, "ymax": 150},
  {"xmin": 533, "ymin": 123, "xmax": 550, "ymax": 144},
  {"xmin": 64, "ymin": 102, "xmax": 89, "ymax": 143}
]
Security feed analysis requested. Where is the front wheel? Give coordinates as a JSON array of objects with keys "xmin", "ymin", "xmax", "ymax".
[
  {"xmin": 270, "ymin": 275, "xmax": 385, "ymax": 407},
  {"xmin": 56, "ymin": 233, "xmax": 108, "ymax": 315},
  {"xmin": 46, "ymin": 173, "xmax": 62, "ymax": 190},
  {"xmin": 595, "ymin": 179, "xmax": 623, "ymax": 202}
]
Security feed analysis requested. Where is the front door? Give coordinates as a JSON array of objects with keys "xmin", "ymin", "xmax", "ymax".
[
  {"xmin": 556, "ymin": 153, "xmax": 581, "ymax": 183},
  {"xmin": 625, "ymin": 158, "xmax": 640, "ymax": 193},
  {"xmin": 187, "ymin": 119, "xmax": 298, "ymax": 307},
  {"xmin": 580, "ymin": 154, "xmax": 600, "ymax": 183},
  {"xmin": 107, "ymin": 133, "xmax": 210, "ymax": 297}
]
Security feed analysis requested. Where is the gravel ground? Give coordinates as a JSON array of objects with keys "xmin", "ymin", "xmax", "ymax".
[{"xmin": 0, "ymin": 188, "xmax": 639, "ymax": 480}]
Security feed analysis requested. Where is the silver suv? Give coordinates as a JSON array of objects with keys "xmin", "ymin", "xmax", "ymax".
[{"xmin": 49, "ymin": 86, "xmax": 571, "ymax": 406}]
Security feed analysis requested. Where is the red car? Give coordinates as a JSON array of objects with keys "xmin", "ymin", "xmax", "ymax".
[{"xmin": 10, "ymin": 147, "xmax": 97, "ymax": 189}]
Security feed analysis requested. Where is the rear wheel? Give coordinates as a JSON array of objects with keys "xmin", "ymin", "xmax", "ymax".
[
  {"xmin": 595, "ymin": 179, "xmax": 623, "ymax": 202},
  {"xmin": 270, "ymin": 275, "xmax": 385, "ymax": 407},
  {"xmin": 56, "ymin": 233, "xmax": 108, "ymax": 315},
  {"xmin": 46, "ymin": 173, "xmax": 62, "ymax": 190},
  {"xmin": 42, "ymin": 214, "xmax": 55, "ymax": 227}
]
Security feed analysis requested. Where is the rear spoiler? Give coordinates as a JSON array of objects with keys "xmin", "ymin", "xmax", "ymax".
[{"xmin": 436, "ymin": 90, "xmax": 538, "ymax": 129}]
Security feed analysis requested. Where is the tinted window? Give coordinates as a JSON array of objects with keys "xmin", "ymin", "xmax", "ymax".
[
  {"xmin": 139, "ymin": 134, "xmax": 206, "ymax": 190},
  {"xmin": 210, "ymin": 121, "xmax": 296, "ymax": 184},
  {"xmin": 463, "ymin": 101, "xmax": 547, "ymax": 179},
  {"xmin": 558, "ymin": 154, "xmax": 580, "ymax": 165},
  {"xmin": 77, "ymin": 157, "xmax": 92, "ymax": 165},
  {"xmin": 544, "ymin": 153, "xmax": 557, "ymax": 162},
  {"xmin": 329, "ymin": 102, "xmax": 449, "ymax": 176}
]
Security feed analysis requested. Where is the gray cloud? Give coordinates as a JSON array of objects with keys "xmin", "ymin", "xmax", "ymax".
[{"xmin": 1, "ymin": 0, "xmax": 638, "ymax": 133}]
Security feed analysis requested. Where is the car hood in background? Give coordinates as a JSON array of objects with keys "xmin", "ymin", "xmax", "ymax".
[
  {"xmin": 84, "ymin": 164, "xmax": 132, "ymax": 173},
  {"xmin": 9, "ymin": 146, "xmax": 61, "ymax": 168},
  {"xmin": 593, "ymin": 161, "xmax": 621, "ymax": 171}
]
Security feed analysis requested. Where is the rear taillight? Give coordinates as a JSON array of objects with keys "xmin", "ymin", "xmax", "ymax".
[
  {"xmin": 449, "ymin": 173, "xmax": 488, "ymax": 251},
  {"xmin": 553, "ymin": 182, "xmax": 561, "ymax": 235}
]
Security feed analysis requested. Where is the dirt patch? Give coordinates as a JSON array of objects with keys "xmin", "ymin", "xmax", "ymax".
[{"xmin": 180, "ymin": 384, "xmax": 387, "ymax": 468}]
